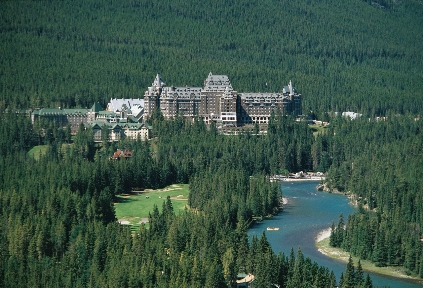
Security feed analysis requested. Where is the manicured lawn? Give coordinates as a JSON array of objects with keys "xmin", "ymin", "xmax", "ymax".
[
  {"xmin": 114, "ymin": 184, "xmax": 189, "ymax": 232},
  {"xmin": 27, "ymin": 145, "xmax": 48, "ymax": 160},
  {"xmin": 309, "ymin": 124, "xmax": 327, "ymax": 137},
  {"xmin": 28, "ymin": 144, "xmax": 72, "ymax": 160}
]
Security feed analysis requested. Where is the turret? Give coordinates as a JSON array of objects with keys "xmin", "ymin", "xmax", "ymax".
[
  {"xmin": 152, "ymin": 73, "xmax": 166, "ymax": 94},
  {"xmin": 289, "ymin": 80, "xmax": 293, "ymax": 96}
]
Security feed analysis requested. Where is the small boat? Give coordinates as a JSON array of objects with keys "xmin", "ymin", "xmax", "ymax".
[{"xmin": 266, "ymin": 227, "xmax": 280, "ymax": 231}]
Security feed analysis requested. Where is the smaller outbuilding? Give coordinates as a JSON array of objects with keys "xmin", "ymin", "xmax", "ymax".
[{"xmin": 111, "ymin": 149, "xmax": 133, "ymax": 160}]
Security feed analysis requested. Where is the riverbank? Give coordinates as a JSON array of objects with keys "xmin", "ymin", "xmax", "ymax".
[{"xmin": 315, "ymin": 229, "xmax": 423, "ymax": 285}]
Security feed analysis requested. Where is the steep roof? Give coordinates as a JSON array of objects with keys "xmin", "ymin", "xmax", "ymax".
[
  {"xmin": 283, "ymin": 81, "xmax": 297, "ymax": 95},
  {"xmin": 130, "ymin": 105, "xmax": 144, "ymax": 118},
  {"xmin": 111, "ymin": 149, "xmax": 133, "ymax": 159},
  {"xmin": 91, "ymin": 102, "xmax": 103, "ymax": 112},
  {"xmin": 36, "ymin": 108, "xmax": 65, "ymax": 115},
  {"xmin": 152, "ymin": 73, "xmax": 166, "ymax": 88},
  {"xmin": 162, "ymin": 86, "xmax": 202, "ymax": 99},
  {"xmin": 63, "ymin": 108, "xmax": 89, "ymax": 115},
  {"xmin": 122, "ymin": 123, "xmax": 147, "ymax": 129},
  {"xmin": 89, "ymin": 120, "xmax": 111, "ymax": 128},
  {"xmin": 107, "ymin": 98, "xmax": 144, "ymax": 113},
  {"xmin": 35, "ymin": 108, "xmax": 90, "ymax": 116},
  {"xmin": 203, "ymin": 72, "xmax": 233, "ymax": 92}
]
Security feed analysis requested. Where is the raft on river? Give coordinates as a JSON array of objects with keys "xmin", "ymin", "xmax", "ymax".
[{"xmin": 266, "ymin": 227, "xmax": 280, "ymax": 231}]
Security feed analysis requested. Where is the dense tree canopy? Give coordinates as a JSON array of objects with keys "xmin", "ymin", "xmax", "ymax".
[
  {"xmin": 0, "ymin": 111, "xmax": 369, "ymax": 287},
  {"xmin": 1, "ymin": 0, "xmax": 422, "ymax": 117},
  {"xmin": 327, "ymin": 115, "xmax": 423, "ymax": 278}
]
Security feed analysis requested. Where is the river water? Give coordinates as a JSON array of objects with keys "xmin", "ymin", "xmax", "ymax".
[{"xmin": 248, "ymin": 181, "xmax": 422, "ymax": 288}]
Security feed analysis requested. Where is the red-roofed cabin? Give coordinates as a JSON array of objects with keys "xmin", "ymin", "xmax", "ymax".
[{"xmin": 111, "ymin": 149, "xmax": 133, "ymax": 160}]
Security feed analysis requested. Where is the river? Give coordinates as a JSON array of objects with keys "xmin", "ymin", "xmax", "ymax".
[{"xmin": 248, "ymin": 181, "xmax": 422, "ymax": 288}]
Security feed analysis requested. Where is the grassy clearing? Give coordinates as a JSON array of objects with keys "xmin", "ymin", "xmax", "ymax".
[
  {"xmin": 309, "ymin": 124, "xmax": 327, "ymax": 137},
  {"xmin": 316, "ymin": 237, "xmax": 423, "ymax": 284},
  {"xmin": 28, "ymin": 144, "xmax": 72, "ymax": 160},
  {"xmin": 28, "ymin": 145, "xmax": 48, "ymax": 160},
  {"xmin": 114, "ymin": 184, "xmax": 189, "ymax": 232}
]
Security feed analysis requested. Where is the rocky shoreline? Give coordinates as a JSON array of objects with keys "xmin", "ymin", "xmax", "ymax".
[{"xmin": 316, "ymin": 182, "xmax": 343, "ymax": 193}]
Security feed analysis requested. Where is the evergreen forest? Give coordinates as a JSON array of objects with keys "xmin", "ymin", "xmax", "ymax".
[
  {"xmin": 328, "ymin": 115, "xmax": 423, "ymax": 278},
  {"xmin": 1, "ymin": 0, "xmax": 423, "ymax": 287},
  {"xmin": 1, "ymin": 0, "xmax": 423, "ymax": 117},
  {"xmin": 1, "ymin": 111, "xmax": 372, "ymax": 287}
]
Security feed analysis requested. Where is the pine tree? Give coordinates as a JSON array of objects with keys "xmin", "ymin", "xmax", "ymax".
[
  {"xmin": 336, "ymin": 213, "xmax": 345, "ymax": 247},
  {"xmin": 329, "ymin": 221, "xmax": 337, "ymax": 247},
  {"xmin": 222, "ymin": 247, "xmax": 236, "ymax": 286},
  {"xmin": 420, "ymin": 249, "xmax": 423, "ymax": 278},
  {"xmin": 343, "ymin": 256, "xmax": 356, "ymax": 288},
  {"xmin": 355, "ymin": 259, "xmax": 364, "ymax": 286},
  {"xmin": 364, "ymin": 274, "xmax": 373, "ymax": 288},
  {"xmin": 204, "ymin": 261, "xmax": 225, "ymax": 288}
]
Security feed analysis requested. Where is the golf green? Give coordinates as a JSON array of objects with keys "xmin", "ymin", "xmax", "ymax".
[{"xmin": 114, "ymin": 184, "xmax": 189, "ymax": 231}]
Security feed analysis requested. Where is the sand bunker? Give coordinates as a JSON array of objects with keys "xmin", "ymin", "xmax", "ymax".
[{"xmin": 138, "ymin": 218, "xmax": 149, "ymax": 224}]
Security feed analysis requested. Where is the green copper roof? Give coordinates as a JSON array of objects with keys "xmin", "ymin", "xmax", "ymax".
[
  {"xmin": 91, "ymin": 102, "xmax": 103, "ymax": 112},
  {"xmin": 63, "ymin": 108, "xmax": 89, "ymax": 115},
  {"xmin": 37, "ymin": 108, "xmax": 65, "ymax": 115}
]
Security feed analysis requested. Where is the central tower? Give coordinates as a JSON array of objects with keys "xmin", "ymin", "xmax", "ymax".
[{"xmin": 144, "ymin": 73, "xmax": 166, "ymax": 117}]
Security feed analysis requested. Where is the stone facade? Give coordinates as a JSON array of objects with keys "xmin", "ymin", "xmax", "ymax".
[
  {"xmin": 144, "ymin": 73, "xmax": 302, "ymax": 126},
  {"xmin": 30, "ymin": 73, "xmax": 301, "ymax": 136}
]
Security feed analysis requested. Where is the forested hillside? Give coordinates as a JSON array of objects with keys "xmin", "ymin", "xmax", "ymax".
[
  {"xmin": 326, "ymin": 115, "xmax": 423, "ymax": 278},
  {"xmin": 1, "ymin": 0, "xmax": 423, "ymax": 116}
]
